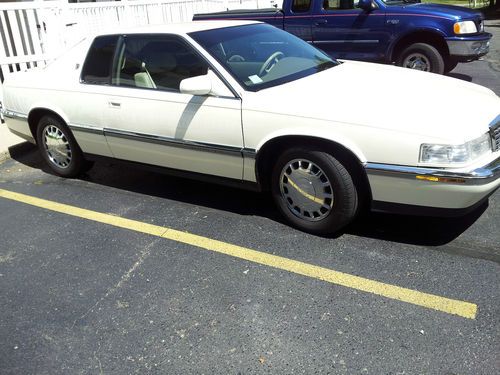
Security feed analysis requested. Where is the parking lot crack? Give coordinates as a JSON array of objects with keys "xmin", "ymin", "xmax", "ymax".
[{"xmin": 71, "ymin": 238, "xmax": 160, "ymax": 328}]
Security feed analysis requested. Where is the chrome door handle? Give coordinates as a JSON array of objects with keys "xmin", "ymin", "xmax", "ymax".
[
  {"xmin": 108, "ymin": 101, "xmax": 121, "ymax": 108},
  {"xmin": 314, "ymin": 19, "xmax": 328, "ymax": 26}
]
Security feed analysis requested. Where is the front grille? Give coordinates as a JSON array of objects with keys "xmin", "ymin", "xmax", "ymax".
[{"xmin": 491, "ymin": 120, "xmax": 500, "ymax": 151}]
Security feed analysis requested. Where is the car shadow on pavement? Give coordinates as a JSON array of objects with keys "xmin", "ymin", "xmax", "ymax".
[
  {"xmin": 10, "ymin": 145, "xmax": 282, "ymax": 220},
  {"xmin": 11, "ymin": 145, "xmax": 487, "ymax": 247},
  {"xmin": 346, "ymin": 205, "xmax": 487, "ymax": 247},
  {"xmin": 446, "ymin": 72, "xmax": 473, "ymax": 82}
]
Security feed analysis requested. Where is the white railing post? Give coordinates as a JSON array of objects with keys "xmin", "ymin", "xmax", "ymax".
[
  {"xmin": 119, "ymin": 0, "xmax": 134, "ymax": 28},
  {"xmin": 38, "ymin": 0, "xmax": 67, "ymax": 61}
]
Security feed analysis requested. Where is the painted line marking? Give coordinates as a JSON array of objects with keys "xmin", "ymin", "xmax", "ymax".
[{"xmin": 0, "ymin": 188, "xmax": 477, "ymax": 319}]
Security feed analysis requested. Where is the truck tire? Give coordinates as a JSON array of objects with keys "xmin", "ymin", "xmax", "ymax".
[
  {"xmin": 444, "ymin": 59, "xmax": 458, "ymax": 73},
  {"xmin": 271, "ymin": 148, "xmax": 358, "ymax": 235},
  {"xmin": 396, "ymin": 43, "xmax": 445, "ymax": 75}
]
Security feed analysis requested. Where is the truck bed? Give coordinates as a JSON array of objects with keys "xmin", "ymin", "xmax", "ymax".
[{"xmin": 193, "ymin": 8, "xmax": 282, "ymax": 21}]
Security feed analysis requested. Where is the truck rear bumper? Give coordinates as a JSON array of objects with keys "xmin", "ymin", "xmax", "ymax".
[{"xmin": 445, "ymin": 33, "xmax": 492, "ymax": 62}]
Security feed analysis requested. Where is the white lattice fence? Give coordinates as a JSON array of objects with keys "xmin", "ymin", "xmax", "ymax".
[
  {"xmin": 0, "ymin": 0, "xmax": 272, "ymax": 89},
  {"xmin": 0, "ymin": 1, "xmax": 60, "ymax": 78}
]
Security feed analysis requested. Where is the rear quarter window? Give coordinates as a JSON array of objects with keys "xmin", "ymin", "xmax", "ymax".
[{"xmin": 81, "ymin": 35, "xmax": 119, "ymax": 85}]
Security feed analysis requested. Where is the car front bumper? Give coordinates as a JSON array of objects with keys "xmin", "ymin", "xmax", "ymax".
[
  {"xmin": 365, "ymin": 155, "xmax": 500, "ymax": 216},
  {"xmin": 445, "ymin": 33, "xmax": 492, "ymax": 62}
]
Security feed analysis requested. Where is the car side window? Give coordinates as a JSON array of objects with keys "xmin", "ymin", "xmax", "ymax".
[
  {"xmin": 291, "ymin": 0, "xmax": 311, "ymax": 12},
  {"xmin": 113, "ymin": 35, "xmax": 209, "ymax": 92},
  {"xmin": 322, "ymin": 0, "xmax": 358, "ymax": 10},
  {"xmin": 81, "ymin": 35, "xmax": 119, "ymax": 85}
]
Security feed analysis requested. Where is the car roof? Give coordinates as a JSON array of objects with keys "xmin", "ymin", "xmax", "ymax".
[{"xmin": 97, "ymin": 20, "xmax": 260, "ymax": 37}]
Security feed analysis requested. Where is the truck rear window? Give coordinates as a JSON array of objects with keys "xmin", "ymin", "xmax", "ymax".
[{"xmin": 292, "ymin": 0, "xmax": 311, "ymax": 12}]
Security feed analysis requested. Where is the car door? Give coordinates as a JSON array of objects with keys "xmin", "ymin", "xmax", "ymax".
[
  {"xmin": 102, "ymin": 34, "xmax": 244, "ymax": 180},
  {"xmin": 312, "ymin": 0, "xmax": 388, "ymax": 61}
]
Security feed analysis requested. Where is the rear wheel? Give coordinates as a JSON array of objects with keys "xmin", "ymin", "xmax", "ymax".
[
  {"xmin": 36, "ymin": 115, "xmax": 89, "ymax": 177},
  {"xmin": 396, "ymin": 43, "xmax": 445, "ymax": 74},
  {"xmin": 271, "ymin": 148, "xmax": 358, "ymax": 235}
]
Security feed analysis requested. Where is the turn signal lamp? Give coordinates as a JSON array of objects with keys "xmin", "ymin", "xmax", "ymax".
[{"xmin": 454, "ymin": 21, "xmax": 477, "ymax": 35}]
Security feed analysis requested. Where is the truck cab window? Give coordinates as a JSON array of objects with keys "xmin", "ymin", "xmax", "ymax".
[
  {"xmin": 323, "ymin": 0, "xmax": 358, "ymax": 10},
  {"xmin": 292, "ymin": 0, "xmax": 311, "ymax": 12}
]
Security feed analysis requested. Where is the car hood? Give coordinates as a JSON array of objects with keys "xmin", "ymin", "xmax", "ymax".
[
  {"xmin": 395, "ymin": 3, "xmax": 482, "ymax": 20},
  {"xmin": 247, "ymin": 61, "xmax": 500, "ymax": 143}
]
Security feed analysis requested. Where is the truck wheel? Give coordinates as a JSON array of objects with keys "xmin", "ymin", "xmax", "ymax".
[
  {"xmin": 271, "ymin": 148, "xmax": 358, "ymax": 235},
  {"xmin": 396, "ymin": 43, "xmax": 444, "ymax": 74},
  {"xmin": 36, "ymin": 115, "xmax": 87, "ymax": 178},
  {"xmin": 444, "ymin": 59, "xmax": 458, "ymax": 73}
]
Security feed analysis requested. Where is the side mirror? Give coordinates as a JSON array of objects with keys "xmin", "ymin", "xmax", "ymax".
[
  {"xmin": 357, "ymin": 0, "xmax": 375, "ymax": 11},
  {"xmin": 180, "ymin": 70, "xmax": 234, "ymax": 97},
  {"xmin": 180, "ymin": 75, "xmax": 212, "ymax": 96}
]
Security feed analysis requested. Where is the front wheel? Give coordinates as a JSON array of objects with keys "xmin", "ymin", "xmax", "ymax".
[
  {"xmin": 271, "ymin": 149, "xmax": 359, "ymax": 235},
  {"xmin": 36, "ymin": 115, "xmax": 88, "ymax": 177},
  {"xmin": 444, "ymin": 59, "xmax": 458, "ymax": 73},
  {"xmin": 396, "ymin": 43, "xmax": 445, "ymax": 75}
]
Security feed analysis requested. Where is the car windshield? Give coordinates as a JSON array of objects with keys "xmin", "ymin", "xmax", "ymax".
[{"xmin": 189, "ymin": 23, "xmax": 338, "ymax": 92}]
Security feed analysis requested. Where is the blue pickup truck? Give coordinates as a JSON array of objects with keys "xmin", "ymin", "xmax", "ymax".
[{"xmin": 193, "ymin": 0, "xmax": 491, "ymax": 74}]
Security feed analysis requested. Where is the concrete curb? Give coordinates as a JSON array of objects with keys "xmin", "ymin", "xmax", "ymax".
[
  {"xmin": 0, "ymin": 122, "xmax": 27, "ymax": 162},
  {"xmin": 0, "ymin": 149, "xmax": 10, "ymax": 163}
]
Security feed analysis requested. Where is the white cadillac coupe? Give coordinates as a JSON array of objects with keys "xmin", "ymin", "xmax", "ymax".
[{"xmin": 2, "ymin": 21, "xmax": 499, "ymax": 234}]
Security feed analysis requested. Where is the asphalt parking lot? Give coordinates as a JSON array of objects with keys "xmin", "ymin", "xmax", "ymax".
[{"xmin": 1, "ymin": 22, "xmax": 500, "ymax": 375}]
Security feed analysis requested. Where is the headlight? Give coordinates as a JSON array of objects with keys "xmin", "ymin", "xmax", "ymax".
[
  {"xmin": 420, "ymin": 133, "xmax": 492, "ymax": 164},
  {"xmin": 454, "ymin": 21, "xmax": 477, "ymax": 34}
]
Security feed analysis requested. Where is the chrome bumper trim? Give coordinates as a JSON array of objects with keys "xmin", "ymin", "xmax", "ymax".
[
  {"xmin": 2, "ymin": 109, "xmax": 28, "ymax": 120},
  {"xmin": 365, "ymin": 157, "xmax": 500, "ymax": 186},
  {"xmin": 446, "ymin": 38, "xmax": 490, "ymax": 57}
]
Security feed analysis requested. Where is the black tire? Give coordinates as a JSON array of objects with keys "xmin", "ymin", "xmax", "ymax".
[
  {"xmin": 444, "ymin": 59, "xmax": 458, "ymax": 73},
  {"xmin": 396, "ymin": 43, "xmax": 445, "ymax": 75},
  {"xmin": 271, "ymin": 148, "xmax": 358, "ymax": 235},
  {"xmin": 36, "ymin": 115, "xmax": 87, "ymax": 177}
]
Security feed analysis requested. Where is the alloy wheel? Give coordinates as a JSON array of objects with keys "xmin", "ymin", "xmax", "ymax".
[
  {"xmin": 42, "ymin": 124, "xmax": 72, "ymax": 169},
  {"xmin": 279, "ymin": 158, "xmax": 334, "ymax": 222}
]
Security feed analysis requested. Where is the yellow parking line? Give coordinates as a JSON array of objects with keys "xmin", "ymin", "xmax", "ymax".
[{"xmin": 0, "ymin": 188, "xmax": 477, "ymax": 319}]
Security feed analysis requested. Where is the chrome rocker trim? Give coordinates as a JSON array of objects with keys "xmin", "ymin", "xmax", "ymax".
[
  {"xmin": 104, "ymin": 127, "xmax": 257, "ymax": 158},
  {"xmin": 69, "ymin": 123, "xmax": 104, "ymax": 136}
]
